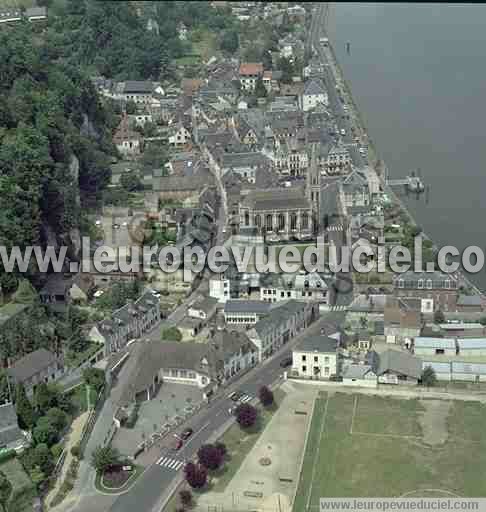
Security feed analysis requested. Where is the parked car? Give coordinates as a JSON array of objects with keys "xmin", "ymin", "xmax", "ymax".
[
  {"xmin": 180, "ymin": 428, "xmax": 193, "ymax": 440},
  {"xmin": 172, "ymin": 436, "xmax": 183, "ymax": 451},
  {"xmin": 280, "ymin": 356, "xmax": 293, "ymax": 368}
]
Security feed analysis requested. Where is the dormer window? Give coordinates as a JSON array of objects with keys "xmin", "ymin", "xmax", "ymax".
[
  {"xmin": 426, "ymin": 279, "xmax": 432, "ymax": 289},
  {"xmin": 398, "ymin": 279, "xmax": 404, "ymax": 289},
  {"xmin": 444, "ymin": 280, "xmax": 451, "ymax": 289},
  {"xmin": 418, "ymin": 279, "xmax": 424, "ymax": 289}
]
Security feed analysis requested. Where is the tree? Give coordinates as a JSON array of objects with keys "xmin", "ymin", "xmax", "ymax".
[
  {"xmin": 32, "ymin": 443, "xmax": 54, "ymax": 475},
  {"xmin": 421, "ymin": 366, "xmax": 437, "ymax": 387},
  {"xmin": 184, "ymin": 462, "xmax": 207, "ymax": 489},
  {"xmin": 254, "ymin": 77, "xmax": 267, "ymax": 98},
  {"xmin": 197, "ymin": 444, "xmax": 223, "ymax": 471},
  {"xmin": 162, "ymin": 327, "xmax": 182, "ymax": 342},
  {"xmin": 34, "ymin": 383, "xmax": 59, "ymax": 413},
  {"xmin": 277, "ymin": 56, "xmax": 294, "ymax": 84},
  {"xmin": 83, "ymin": 368, "xmax": 105, "ymax": 393},
  {"xmin": 33, "ymin": 417, "xmax": 58, "ymax": 446},
  {"xmin": 12, "ymin": 279, "xmax": 37, "ymax": 305},
  {"xmin": 141, "ymin": 143, "xmax": 168, "ymax": 171},
  {"xmin": 235, "ymin": 403, "xmax": 258, "ymax": 428},
  {"xmin": 258, "ymin": 386, "xmax": 274, "ymax": 407},
  {"xmin": 125, "ymin": 100, "xmax": 138, "ymax": 115},
  {"xmin": 179, "ymin": 489, "xmax": 193, "ymax": 507},
  {"xmin": 46, "ymin": 407, "xmax": 68, "ymax": 432},
  {"xmin": 214, "ymin": 442, "xmax": 227, "ymax": 459},
  {"xmin": 91, "ymin": 446, "xmax": 119, "ymax": 474},
  {"xmin": 120, "ymin": 171, "xmax": 143, "ymax": 192},
  {"xmin": 220, "ymin": 31, "xmax": 238, "ymax": 54},
  {"xmin": 67, "ymin": 330, "xmax": 90, "ymax": 353},
  {"xmin": 0, "ymin": 471, "xmax": 12, "ymax": 512},
  {"xmin": 433, "ymin": 309, "xmax": 445, "ymax": 324},
  {"xmin": 15, "ymin": 383, "xmax": 34, "ymax": 430}
]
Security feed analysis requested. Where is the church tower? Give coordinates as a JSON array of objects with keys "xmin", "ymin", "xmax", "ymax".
[{"xmin": 306, "ymin": 143, "xmax": 321, "ymax": 234}]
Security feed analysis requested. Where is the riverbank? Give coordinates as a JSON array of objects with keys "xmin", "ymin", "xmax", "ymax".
[{"xmin": 323, "ymin": 19, "xmax": 483, "ymax": 296}]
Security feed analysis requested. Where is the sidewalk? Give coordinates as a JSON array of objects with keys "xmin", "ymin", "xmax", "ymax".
[{"xmin": 45, "ymin": 412, "xmax": 90, "ymax": 510}]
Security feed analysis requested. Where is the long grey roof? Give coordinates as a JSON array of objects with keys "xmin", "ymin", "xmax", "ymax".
[
  {"xmin": 254, "ymin": 300, "xmax": 308, "ymax": 337},
  {"xmin": 375, "ymin": 349, "xmax": 422, "ymax": 379},
  {"xmin": 222, "ymin": 152, "xmax": 270, "ymax": 169},
  {"xmin": 452, "ymin": 362, "xmax": 486, "ymax": 375},
  {"xmin": 457, "ymin": 338, "xmax": 486, "ymax": 350},
  {"xmin": 122, "ymin": 81, "xmax": 155, "ymax": 93},
  {"xmin": 224, "ymin": 300, "xmax": 272, "ymax": 314},
  {"xmin": 297, "ymin": 335, "xmax": 337, "ymax": 353},
  {"xmin": 0, "ymin": 403, "xmax": 23, "ymax": 447},
  {"xmin": 304, "ymin": 79, "xmax": 326, "ymax": 96},
  {"xmin": 457, "ymin": 295, "xmax": 483, "ymax": 307},
  {"xmin": 241, "ymin": 187, "xmax": 310, "ymax": 211},
  {"xmin": 9, "ymin": 349, "xmax": 58, "ymax": 382},
  {"xmin": 414, "ymin": 337, "xmax": 456, "ymax": 350}
]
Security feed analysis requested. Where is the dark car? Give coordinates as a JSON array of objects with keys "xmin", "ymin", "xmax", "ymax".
[
  {"xmin": 172, "ymin": 436, "xmax": 183, "ymax": 451},
  {"xmin": 180, "ymin": 428, "xmax": 193, "ymax": 440},
  {"xmin": 280, "ymin": 356, "xmax": 293, "ymax": 368}
]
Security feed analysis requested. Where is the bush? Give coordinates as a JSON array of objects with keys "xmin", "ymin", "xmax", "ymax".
[
  {"xmin": 179, "ymin": 489, "xmax": 193, "ymax": 507},
  {"xmin": 162, "ymin": 327, "xmax": 182, "ymax": 342},
  {"xmin": 197, "ymin": 444, "xmax": 223, "ymax": 471},
  {"xmin": 235, "ymin": 403, "xmax": 258, "ymax": 428},
  {"xmin": 258, "ymin": 386, "xmax": 274, "ymax": 407},
  {"xmin": 71, "ymin": 445, "xmax": 81, "ymax": 459}
]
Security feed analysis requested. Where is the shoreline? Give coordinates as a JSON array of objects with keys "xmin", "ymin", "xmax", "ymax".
[{"xmin": 322, "ymin": 15, "xmax": 484, "ymax": 297}]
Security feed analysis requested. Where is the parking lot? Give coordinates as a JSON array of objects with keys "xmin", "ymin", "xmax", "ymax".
[{"xmin": 112, "ymin": 382, "xmax": 204, "ymax": 458}]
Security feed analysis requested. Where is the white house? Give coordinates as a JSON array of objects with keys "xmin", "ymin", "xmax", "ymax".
[
  {"xmin": 300, "ymin": 79, "xmax": 328, "ymax": 112},
  {"xmin": 239, "ymin": 63, "xmax": 264, "ymax": 91},
  {"xmin": 291, "ymin": 335, "xmax": 338, "ymax": 380},
  {"xmin": 209, "ymin": 277, "xmax": 231, "ymax": 303},
  {"xmin": 457, "ymin": 338, "xmax": 486, "ymax": 357},
  {"xmin": 168, "ymin": 122, "xmax": 192, "ymax": 148}
]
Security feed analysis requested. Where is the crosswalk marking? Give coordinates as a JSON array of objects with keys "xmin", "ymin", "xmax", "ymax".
[
  {"xmin": 239, "ymin": 395, "xmax": 252, "ymax": 403},
  {"xmin": 156, "ymin": 456, "xmax": 185, "ymax": 471},
  {"xmin": 330, "ymin": 305, "xmax": 348, "ymax": 312},
  {"xmin": 326, "ymin": 224, "xmax": 344, "ymax": 232}
]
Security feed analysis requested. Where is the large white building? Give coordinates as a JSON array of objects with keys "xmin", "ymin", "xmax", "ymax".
[
  {"xmin": 300, "ymin": 79, "xmax": 329, "ymax": 112},
  {"xmin": 291, "ymin": 335, "xmax": 338, "ymax": 380}
]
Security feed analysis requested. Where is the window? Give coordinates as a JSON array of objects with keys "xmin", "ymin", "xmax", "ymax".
[
  {"xmin": 324, "ymin": 367, "xmax": 330, "ymax": 375},
  {"xmin": 201, "ymin": 377, "xmax": 207, "ymax": 384},
  {"xmin": 188, "ymin": 372, "xmax": 196, "ymax": 379},
  {"xmin": 426, "ymin": 279, "xmax": 432, "ymax": 289},
  {"xmin": 314, "ymin": 356, "xmax": 318, "ymax": 363},
  {"xmin": 302, "ymin": 365, "xmax": 307, "ymax": 373},
  {"xmin": 302, "ymin": 355, "xmax": 307, "ymax": 362},
  {"xmin": 179, "ymin": 370, "xmax": 187, "ymax": 378},
  {"xmin": 418, "ymin": 279, "xmax": 424, "ymax": 289},
  {"xmin": 436, "ymin": 349, "xmax": 445, "ymax": 355},
  {"xmin": 324, "ymin": 356, "xmax": 329, "ymax": 363},
  {"xmin": 398, "ymin": 279, "xmax": 404, "ymax": 289},
  {"xmin": 444, "ymin": 279, "xmax": 451, "ymax": 289}
]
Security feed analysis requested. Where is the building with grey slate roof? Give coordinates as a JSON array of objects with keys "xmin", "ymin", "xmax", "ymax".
[
  {"xmin": 224, "ymin": 300, "xmax": 272, "ymax": 326},
  {"xmin": 370, "ymin": 349, "xmax": 422, "ymax": 385},
  {"xmin": 89, "ymin": 291, "xmax": 161, "ymax": 355},
  {"xmin": 238, "ymin": 187, "xmax": 313, "ymax": 240},
  {"xmin": 0, "ymin": 403, "xmax": 29, "ymax": 452},
  {"xmin": 413, "ymin": 337, "xmax": 457, "ymax": 357},
  {"xmin": 247, "ymin": 300, "xmax": 319, "ymax": 361},
  {"xmin": 8, "ymin": 349, "xmax": 64, "ymax": 396},
  {"xmin": 392, "ymin": 271, "xmax": 458, "ymax": 312},
  {"xmin": 116, "ymin": 330, "xmax": 257, "ymax": 406},
  {"xmin": 342, "ymin": 364, "xmax": 377, "ymax": 387}
]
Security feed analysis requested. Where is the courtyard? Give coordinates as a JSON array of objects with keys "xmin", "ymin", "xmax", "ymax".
[
  {"xmin": 293, "ymin": 391, "xmax": 486, "ymax": 511},
  {"xmin": 112, "ymin": 381, "xmax": 204, "ymax": 458}
]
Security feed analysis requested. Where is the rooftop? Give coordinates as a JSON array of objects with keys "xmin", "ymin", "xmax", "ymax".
[
  {"xmin": 296, "ymin": 335, "xmax": 337, "ymax": 353},
  {"xmin": 239, "ymin": 63, "xmax": 264, "ymax": 76},
  {"xmin": 9, "ymin": 349, "xmax": 58, "ymax": 382},
  {"xmin": 224, "ymin": 300, "xmax": 272, "ymax": 314}
]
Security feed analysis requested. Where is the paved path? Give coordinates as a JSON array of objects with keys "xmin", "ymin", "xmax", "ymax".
[{"xmin": 285, "ymin": 379, "xmax": 486, "ymax": 403}]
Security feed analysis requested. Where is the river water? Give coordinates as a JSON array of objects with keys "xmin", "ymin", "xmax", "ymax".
[{"xmin": 327, "ymin": 3, "xmax": 486, "ymax": 290}]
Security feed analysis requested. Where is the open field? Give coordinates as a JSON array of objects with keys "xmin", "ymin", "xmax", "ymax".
[{"xmin": 293, "ymin": 392, "xmax": 486, "ymax": 511}]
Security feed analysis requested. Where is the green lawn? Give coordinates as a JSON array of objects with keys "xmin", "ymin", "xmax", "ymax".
[
  {"xmin": 293, "ymin": 393, "xmax": 486, "ymax": 509},
  {"xmin": 209, "ymin": 389, "xmax": 286, "ymax": 493},
  {"xmin": 65, "ymin": 384, "xmax": 98, "ymax": 414},
  {"xmin": 0, "ymin": 457, "xmax": 37, "ymax": 512}
]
